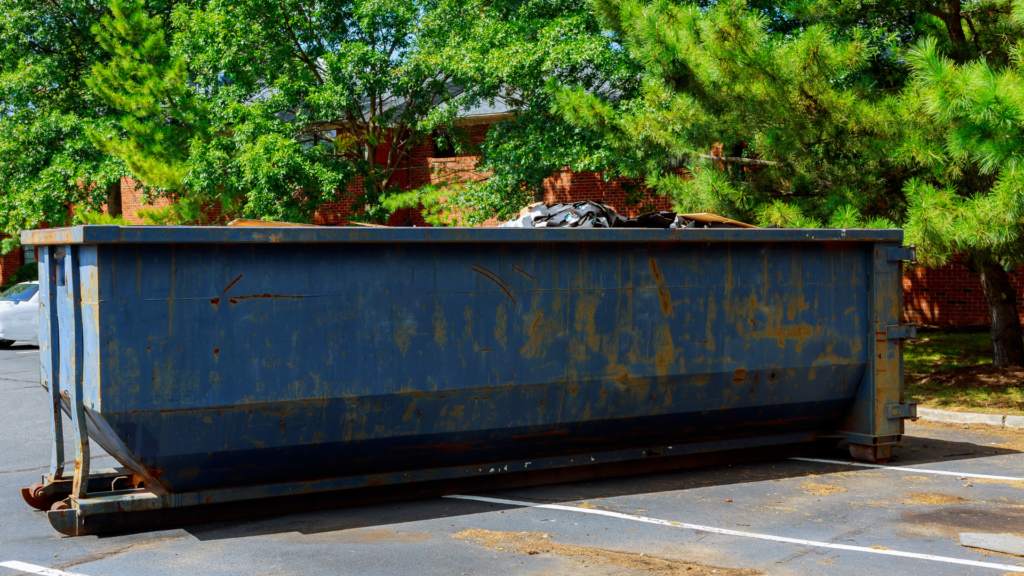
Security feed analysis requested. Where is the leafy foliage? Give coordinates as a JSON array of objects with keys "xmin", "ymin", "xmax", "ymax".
[
  {"xmin": 553, "ymin": 0, "xmax": 907, "ymax": 228},
  {"xmin": 0, "ymin": 0, "xmax": 141, "ymax": 250},
  {"xmin": 89, "ymin": 0, "xmax": 209, "ymax": 191},
  {"xmin": 384, "ymin": 0, "xmax": 642, "ymax": 225},
  {"xmin": 900, "ymin": 36, "xmax": 1024, "ymax": 268}
]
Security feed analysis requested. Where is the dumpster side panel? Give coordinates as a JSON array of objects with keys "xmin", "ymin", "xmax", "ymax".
[
  {"xmin": 840, "ymin": 242, "xmax": 908, "ymax": 448},
  {"xmin": 92, "ymin": 240, "xmax": 872, "ymax": 492}
]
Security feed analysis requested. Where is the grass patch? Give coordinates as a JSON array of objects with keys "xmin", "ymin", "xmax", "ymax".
[
  {"xmin": 903, "ymin": 329, "xmax": 994, "ymax": 374},
  {"xmin": 904, "ymin": 328, "xmax": 1024, "ymax": 415}
]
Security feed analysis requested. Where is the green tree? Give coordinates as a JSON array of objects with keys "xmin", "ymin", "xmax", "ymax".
[
  {"xmin": 542, "ymin": 0, "xmax": 1024, "ymax": 367},
  {"xmin": 89, "ymin": 0, "xmax": 210, "ymax": 192},
  {"xmin": 798, "ymin": 0, "xmax": 1024, "ymax": 366},
  {"xmin": 90, "ymin": 0, "xmax": 635, "ymax": 224},
  {"xmin": 900, "ymin": 35, "xmax": 1024, "ymax": 367},
  {"xmin": 386, "ymin": 0, "xmax": 642, "ymax": 225},
  {"xmin": 555, "ymin": 0, "xmax": 903, "ymax": 229},
  {"xmin": 0, "ymin": 0, "xmax": 177, "ymax": 250}
]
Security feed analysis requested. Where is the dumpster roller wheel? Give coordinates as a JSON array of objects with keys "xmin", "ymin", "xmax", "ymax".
[
  {"xmin": 849, "ymin": 443, "xmax": 890, "ymax": 464},
  {"xmin": 21, "ymin": 483, "xmax": 62, "ymax": 511}
]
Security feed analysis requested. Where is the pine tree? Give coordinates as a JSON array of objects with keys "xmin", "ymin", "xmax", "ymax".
[
  {"xmin": 556, "ymin": 0, "xmax": 902, "ymax": 228},
  {"xmin": 900, "ymin": 36, "xmax": 1024, "ymax": 367},
  {"xmin": 88, "ymin": 0, "xmax": 209, "ymax": 192},
  {"xmin": 0, "ymin": 0, "xmax": 154, "ymax": 250},
  {"xmin": 546, "ymin": 0, "xmax": 1024, "ymax": 368}
]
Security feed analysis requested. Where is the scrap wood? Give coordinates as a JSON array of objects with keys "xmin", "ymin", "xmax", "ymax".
[
  {"xmin": 679, "ymin": 213, "xmax": 757, "ymax": 228},
  {"xmin": 227, "ymin": 218, "xmax": 320, "ymax": 227}
]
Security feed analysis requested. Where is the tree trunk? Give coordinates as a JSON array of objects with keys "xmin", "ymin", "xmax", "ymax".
[
  {"xmin": 974, "ymin": 254, "xmax": 1024, "ymax": 368},
  {"xmin": 106, "ymin": 179, "xmax": 122, "ymax": 218}
]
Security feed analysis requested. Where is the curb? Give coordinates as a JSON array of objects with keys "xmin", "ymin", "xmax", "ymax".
[{"xmin": 917, "ymin": 407, "xmax": 1023, "ymax": 429}]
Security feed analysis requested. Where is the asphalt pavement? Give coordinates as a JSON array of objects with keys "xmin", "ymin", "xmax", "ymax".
[{"xmin": 2, "ymin": 343, "xmax": 1023, "ymax": 575}]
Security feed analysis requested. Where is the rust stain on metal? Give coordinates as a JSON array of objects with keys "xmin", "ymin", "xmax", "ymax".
[
  {"xmin": 464, "ymin": 264, "xmax": 516, "ymax": 306},
  {"xmin": 511, "ymin": 264, "xmax": 535, "ymax": 281},
  {"xmin": 388, "ymin": 440, "xmax": 485, "ymax": 453},
  {"xmin": 648, "ymin": 258, "xmax": 674, "ymax": 317},
  {"xmin": 511, "ymin": 429, "xmax": 571, "ymax": 440},
  {"xmin": 230, "ymin": 293, "xmax": 304, "ymax": 300},
  {"xmin": 210, "ymin": 297, "xmax": 220, "ymax": 306},
  {"xmin": 433, "ymin": 301, "xmax": 448, "ymax": 350},
  {"xmin": 223, "ymin": 274, "xmax": 244, "ymax": 293},
  {"xmin": 213, "ymin": 348, "xmax": 220, "ymax": 358},
  {"xmin": 519, "ymin": 308, "xmax": 557, "ymax": 359},
  {"xmin": 493, "ymin": 303, "xmax": 508, "ymax": 350},
  {"xmin": 653, "ymin": 324, "xmax": 676, "ymax": 375},
  {"xmin": 732, "ymin": 368, "xmax": 749, "ymax": 383}
]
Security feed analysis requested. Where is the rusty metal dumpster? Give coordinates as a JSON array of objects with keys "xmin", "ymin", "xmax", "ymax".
[{"xmin": 19, "ymin": 225, "xmax": 917, "ymax": 535}]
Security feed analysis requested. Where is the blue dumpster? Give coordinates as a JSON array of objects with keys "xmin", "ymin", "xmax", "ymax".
[{"xmin": 20, "ymin": 225, "xmax": 917, "ymax": 534}]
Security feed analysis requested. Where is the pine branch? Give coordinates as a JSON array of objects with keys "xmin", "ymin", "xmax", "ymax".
[{"xmin": 698, "ymin": 154, "xmax": 779, "ymax": 166}]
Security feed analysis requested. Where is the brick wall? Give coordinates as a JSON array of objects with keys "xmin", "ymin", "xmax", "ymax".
[
  {"xmin": 0, "ymin": 245, "xmax": 23, "ymax": 287},
  {"xmin": 539, "ymin": 170, "xmax": 673, "ymax": 216},
  {"xmin": 115, "ymin": 178, "xmax": 174, "ymax": 224},
  {"xmin": 903, "ymin": 261, "xmax": 1024, "ymax": 326}
]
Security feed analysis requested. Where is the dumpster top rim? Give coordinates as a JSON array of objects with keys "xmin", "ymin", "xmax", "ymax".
[{"xmin": 21, "ymin": 225, "xmax": 903, "ymax": 245}]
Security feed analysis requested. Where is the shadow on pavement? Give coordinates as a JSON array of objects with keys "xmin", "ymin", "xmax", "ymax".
[{"xmin": 153, "ymin": 430, "xmax": 1019, "ymax": 542}]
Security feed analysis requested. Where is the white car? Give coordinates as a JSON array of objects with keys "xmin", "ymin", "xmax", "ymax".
[{"xmin": 0, "ymin": 281, "xmax": 39, "ymax": 347}]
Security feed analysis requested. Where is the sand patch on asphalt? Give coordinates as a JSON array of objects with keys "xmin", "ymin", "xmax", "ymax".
[
  {"xmin": 900, "ymin": 476, "xmax": 930, "ymax": 482},
  {"xmin": 827, "ymin": 471, "xmax": 884, "ymax": 478},
  {"xmin": 908, "ymin": 419, "xmax": 1024, "ymax": 451},
  {"xmin": 279, "ymin": 528, "xmax": 434, "ymax": 545},
  {"xmin": 452, "ymin": 529, "xmax": 761, "ymax": 575},
  {"xmin": 763, "ymin": 506, "xmax": 799, "ymax": 514},
  {"xmin": 903, "ymin": 493, "xmax": 968, "ymax": 505},
  {"xmin": 802, "ymin": 482, "xmax": 848, "ymax": 496},
  {"xmin": 969, "ymin": 478, "xmax": 1024, "ymax": 490}
]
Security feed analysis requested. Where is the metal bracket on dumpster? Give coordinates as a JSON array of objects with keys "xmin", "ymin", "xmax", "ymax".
[
  {"xmin": 886, "ymin": 324, "xmax": 917, "ymax": 341},
  {"xmin": 887, "ymin": 245, "xmax": 917, "ymax": 264},
  {"xmin": 834, "ymin": 431, "xmax": 903, "ymax": 447},
  {"xmin": 885, "ymin": 402, "xmax": 918, "ymax": 421}
]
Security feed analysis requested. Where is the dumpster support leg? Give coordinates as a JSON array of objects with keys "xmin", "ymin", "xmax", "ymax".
[
  {"xmin": 64, "ymin": 245, "xmax": 90, "ymax": 500},
  {"xmin": 22, "ymin": 246, "xmax": 70, "ymax": 511},
  {"xmin": 44, "ymin": 246, "xmax": 65, "ymax": 482}
]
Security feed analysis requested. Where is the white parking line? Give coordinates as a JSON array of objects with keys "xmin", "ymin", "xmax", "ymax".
[
  {"xmin": 0, "ymin": 561, "xmax": 89, "ymax": 576},
  {"xmin": 446, "ymin": 494, "xmax": 1022, "ymax": 572},
  {"xmin": 792, "ymin": 457, "xmax": 1024, "ymax": 480}
]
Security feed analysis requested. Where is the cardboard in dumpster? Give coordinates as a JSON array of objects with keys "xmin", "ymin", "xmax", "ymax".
[
  {"xmin": 498, "ymin": 201, "xmax": 755, "ymax": 229},
  {"xmin": 959, "ymin": 533, "xmax": 1024, "ymax": 556}
]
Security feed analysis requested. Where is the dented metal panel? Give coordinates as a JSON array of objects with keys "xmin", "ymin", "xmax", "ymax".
[{"xmin": 24, "ymin": 226, "xmax": 910, "ymax": 534}]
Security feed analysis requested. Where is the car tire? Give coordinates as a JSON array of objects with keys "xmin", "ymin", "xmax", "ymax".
[{"xmin": 0, "ymin": 340, "xmax": 15, "ymax": 348}]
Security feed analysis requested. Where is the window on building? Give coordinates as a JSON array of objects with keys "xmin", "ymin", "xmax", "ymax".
[
  {"xmin": 22, "ymin": 245, "xmax": 35, "ymax": 265},
  {"xmin": 431, "ymin": 129, "xmax": 456, "ymax": 158}
]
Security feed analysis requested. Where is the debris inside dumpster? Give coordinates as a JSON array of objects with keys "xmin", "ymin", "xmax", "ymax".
[{"xmin": 497, "ymin": 201, "xmax": 756, "ymax": 229}]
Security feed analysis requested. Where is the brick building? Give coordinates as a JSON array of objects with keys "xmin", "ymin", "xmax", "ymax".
[
  {"xmin": 904, "ymin": 261, "xmax": 1024, "ymax": 326},
  {"xmin": 4, "ymin": 107, "xmax": 1021, "ymax": 327}
]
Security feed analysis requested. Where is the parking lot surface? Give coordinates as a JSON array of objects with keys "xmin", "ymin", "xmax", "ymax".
[{"xmin": 2, "ymin": 344, "xmax": 1023, "ymax": 575}]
